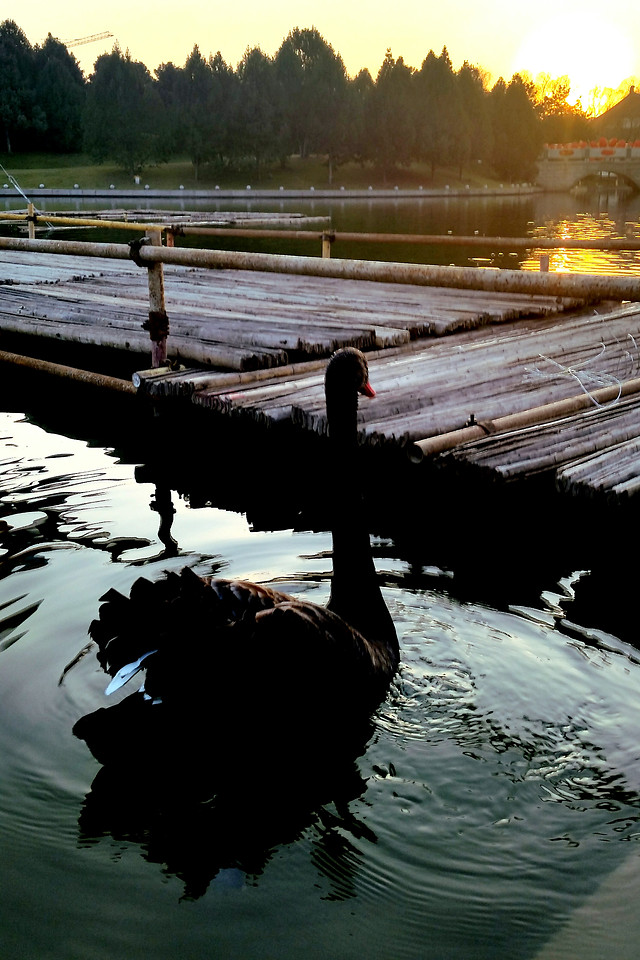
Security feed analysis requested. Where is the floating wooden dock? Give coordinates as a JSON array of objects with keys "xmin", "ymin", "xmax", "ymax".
[
  {"xmin": 1, "ymin": 242, "xmax": 640, "ymax": 504},
  {"xmin": 135, "ymin": 301, "xmax": 640, "ymax": 500},
  {"xmin": 0, "ymin": 247, "xmax": 583, "ymax": 367}
]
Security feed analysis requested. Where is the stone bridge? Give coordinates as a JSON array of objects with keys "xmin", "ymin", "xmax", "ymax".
[{"xmin": 536, "ymin": 142, "xmax": 640, "ymax": 192}]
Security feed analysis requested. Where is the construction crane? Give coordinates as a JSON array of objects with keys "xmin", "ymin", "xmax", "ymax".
[{"xmin": 63, "ymin": 32, "xmax": 113, "ymax": 47}]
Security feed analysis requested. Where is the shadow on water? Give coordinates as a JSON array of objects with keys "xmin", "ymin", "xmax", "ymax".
[{"xmin": 77, "ymin": 715, "xmax": 376, "ymax": 901}]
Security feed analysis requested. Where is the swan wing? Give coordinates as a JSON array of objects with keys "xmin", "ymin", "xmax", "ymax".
[{"xmin": 89, "ymin": 569, "xmax": 295, "ymax": 682}]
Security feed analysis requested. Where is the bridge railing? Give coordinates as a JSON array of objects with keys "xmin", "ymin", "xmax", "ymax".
[{"xmin": 543, "ymin": 138, "xmax": 640, "ymax": 161}]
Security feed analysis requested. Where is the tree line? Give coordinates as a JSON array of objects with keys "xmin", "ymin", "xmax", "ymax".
[{"xmin": 0, "ymin": 19, "xmax": 590, "ymax": 182}]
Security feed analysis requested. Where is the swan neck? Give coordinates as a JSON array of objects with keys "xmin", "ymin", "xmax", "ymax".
[{"xmin": 326, "ymin": 377, "xmax": 397, "ymax": 658}]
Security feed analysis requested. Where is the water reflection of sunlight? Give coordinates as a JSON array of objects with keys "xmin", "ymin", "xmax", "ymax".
[{"xmin": 522, "ymin": 211, "xmax": 640, "ymax": 275}]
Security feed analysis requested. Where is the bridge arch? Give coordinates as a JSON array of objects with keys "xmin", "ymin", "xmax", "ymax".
[{"xmin": 570, "ymin": 169, "xmax": 640, "ymax": 195}]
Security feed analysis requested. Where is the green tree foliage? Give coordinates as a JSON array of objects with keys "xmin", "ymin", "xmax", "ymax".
[
  {"xmin": 489, "ymin": 74, "xmax": 542, "ymax": 181},
  {"xmin": 416, "ymin": 48, "xmax": 465, "ymax": 176},
  {"xmin": 2, "ymin": 17, "xmax": 561, "ymax": 182},
  {"xmin": 367, "ymin": 51, "xmax": 416, "ymax": 178},
  {"xmin": 236, "ymin": 47, "xmax": 278, "ymax": 177},
  {"xmin": 158, "ymin": 46, "xmax": 214, "ymax": 179},
  {"xmin": 155, "ymin": 59, "xmax": 183, "ymax": 151},
  {"xmin": 84, "ymin": 46, "xmax": 164, "ymax": 175},
  {"xmin": 346, "ymin": 69, "xmax": 374, "ymax": 164},
  {"xmin": 0, "ymin": 20, "xmax": 38, "ymax": 153},
  {"xmin": 274, "ymin": 28, "xmax": 349, "ymax": 181},
  {"xmin": 456, "ymin": 62, "xmax": 492, "ymax": 176},
  {"xmin": 208, "ymin": 52, "xmax": 238, "ymax": 168},
  {"xmin": 33, "ymin": 35, "xmax": 85, "ymax": 152}
]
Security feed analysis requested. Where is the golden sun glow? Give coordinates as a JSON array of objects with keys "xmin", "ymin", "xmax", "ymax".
[{"xmin": 513, "ymin": 15, "xmax": 636, "ymax": 110}]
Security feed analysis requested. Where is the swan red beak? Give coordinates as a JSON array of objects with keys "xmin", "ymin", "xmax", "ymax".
[{"xmin": 360, "ymin": 380, "xmax": 376, "ymax": 398}]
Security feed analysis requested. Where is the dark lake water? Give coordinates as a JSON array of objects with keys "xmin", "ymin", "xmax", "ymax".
[
  {"xmin": 1, "ymin": 192, "xmax": 640, "ymax": 959},
  {"xmin": 5, "ymin": 186, "xmax": 640, "ymax": 273}
]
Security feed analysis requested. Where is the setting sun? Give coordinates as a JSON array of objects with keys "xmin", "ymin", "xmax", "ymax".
[{"xmin": 513, "ymin": 14, "xmax": 636, "ymax": 109}]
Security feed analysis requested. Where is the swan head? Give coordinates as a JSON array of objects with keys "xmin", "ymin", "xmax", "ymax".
[{"xmin": 325, "ymin": 347, "xmax": 375, "ymax": 399}]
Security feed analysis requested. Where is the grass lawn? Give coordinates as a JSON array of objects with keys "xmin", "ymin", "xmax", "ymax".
[{"xmin": 0, "ymin": 153, "xmax": 503, "ymax": 192}]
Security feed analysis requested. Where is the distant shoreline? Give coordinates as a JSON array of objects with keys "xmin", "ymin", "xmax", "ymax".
[{"xmin": 4, "ymin": 185, "xmax": 542, "ymax": 202}]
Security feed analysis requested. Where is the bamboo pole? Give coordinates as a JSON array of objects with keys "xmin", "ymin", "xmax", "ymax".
[
  {"xmin": 130, "ymin": 245, "xmax": 640, "ymax": 301},
  {"xmin": 321, "ymin": 232, "xmax": 334, "ymax": 258},
  {"xmin": 0, "ymin": 348, "xmax": 136, "ymax": 393},
  {"xmin": 0, "ymin": 211, "xmax": 170, "ymax": 232},
  {"xmin": 144, "ymin": 229, "xmax": 168, "ymax": 367},
  {"xmin": 133, "ymin": 356, "xmax": 329, "ymax": 394},
  {"xmin": 411, "ymin": 376, "xmax": 640, "ymax": 459},
  {"xmin": 166, "ymin": 225, "xmax": 640, "ymax": 252},
  {"xmin": 2, "ymin": 234, "xmax": 640, "ymax": 301},
  {"xmin": 5, "ymin": 213, "xmax": 640, "ymax": 251}
]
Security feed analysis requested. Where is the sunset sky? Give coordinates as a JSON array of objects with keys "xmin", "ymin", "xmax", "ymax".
[{"xmin": 6, "ymin": 0, "xmax": 640, "ymax": 107}]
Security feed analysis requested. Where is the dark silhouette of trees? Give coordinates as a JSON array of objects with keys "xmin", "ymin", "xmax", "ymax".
[
  {"xmin": 0, "ymin": 20, "xmax": 39, "ymax": 153},
  {"xmin": 416, "ymin": 48, "xmax": 466, "ymax": 177},
  {"xmin": 530, "ymin": 73, "xmax": 590, "ymax": 143},
  {"xmin": 33, "ymin": 35, "xmax": 85, "ymax": 152},
  {"xmin": 274, "ymin": 28, "xmax": 349, "ymax": 182},
  {"xmin": 0, "ymin": 21, "xmax": 84, "ymax": 154},
  {"xmin": 489, "ymin": 74, "xmax": 542, "ymax": 181},
  {"xmin": 367, "ymin": 51, "xmax": 416, "ymax": 179},
  {"xmin": 345, "ymin": 69, "xmax": 374, "ymax": 165},
  {"xmin": 456, "ymin": 62, "xmax": 493, "ymax": 177},
  {"xmin": 157, "ymin": 46, "xmax": 214, "ymax": 180},
  {"xmin": 156, "ymin": 49, "xmax": 238, "ymax": 177},
  {"xmin": 0, "ymin": 17, "xmax": 562, "ymax": 183},
  {"xmin": 84, "ymin": 46, "xmax": 164, "ymax": 175},
  {"xmin": 236, "ymin": 47, "xmax": 279, "ymax": 177},
  {"xmin": 207, "ymin": 52, "xmax": 238, "ymax": 169}
]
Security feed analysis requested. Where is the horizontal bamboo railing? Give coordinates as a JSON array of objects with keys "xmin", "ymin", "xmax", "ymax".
[
  {"xmin": 3, "ymin": 233, "xmax": 640, "ymax": 301},
  {"xmin": 169, "ymin": 226, "xmax": 640, "ymax": 253},
  {"xmin": 3, "ymin": 207, "xmax": 640, "ymax": 257}
]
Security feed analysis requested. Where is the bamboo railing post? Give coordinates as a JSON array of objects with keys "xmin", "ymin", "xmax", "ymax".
[
  {"xmin": 321, "ymin": 232, "xmax": 334, "ymax": 258},
  {"xmin": 144, "ymin": 228, "xmax": 169, "ymax": 368},
  {"xmin": 27, "ymin": 203, "xmax": 36, "ymax": 240}
]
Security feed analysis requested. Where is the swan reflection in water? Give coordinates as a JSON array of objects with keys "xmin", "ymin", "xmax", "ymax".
[
  {"xmin": 77, "ymin": 718, "xmax": 378, "ymax": 900},
  {"xmin": 71, "ymin": 350, "xmax": 397, "ymax": 897}
]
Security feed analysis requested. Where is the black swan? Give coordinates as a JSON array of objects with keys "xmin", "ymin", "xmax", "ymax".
[{"xmin": 72, "ymin": 347, "xmax": 399, "ymax": 771}]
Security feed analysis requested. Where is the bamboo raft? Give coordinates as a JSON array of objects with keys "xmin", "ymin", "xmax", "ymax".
[
  {"xmin": 1, "ymin": 245, "xmax": 640, "ymax": 502},
  {"xmin": 0, "ymin": 248, "xmax": 582, "ymax": 368},
  {"xmin": 0, "ymin": 209, "xmax": 332, "ymax": 234},
  {"xmin": 135, "ymin": 301, "xmax": 640, "ymax": 500}
]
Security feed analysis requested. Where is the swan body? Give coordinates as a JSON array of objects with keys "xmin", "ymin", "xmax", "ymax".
[{"xmin": 73, "ymin": 348, "xmax": 399, "ymax": 767}]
